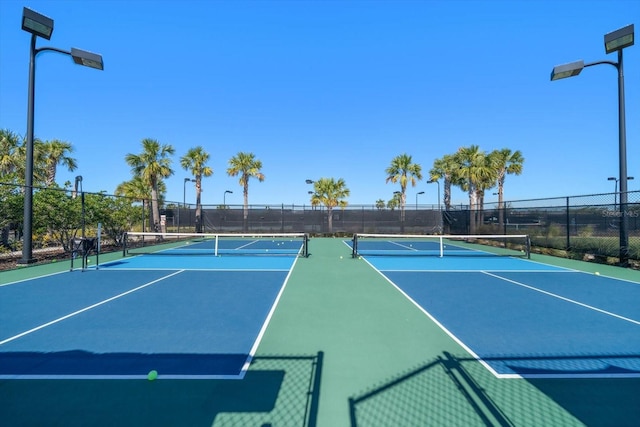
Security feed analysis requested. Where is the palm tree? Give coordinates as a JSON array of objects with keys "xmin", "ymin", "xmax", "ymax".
[
  {"xmin": 115, "ymin": 176, "xmax": 166, "ymax": 232},
  {"xmin": 125, "ymin": 138, "xmax": 175, "ymax": 231},
  {"xmin": 180, "ymin": 146, "xmax": 213, "ymax": 233},
  {"xmin": 454, "ymin": 145, "xmax": 496, "ymax": 234},
  {"xmin": 489, "ymin": 149, "xmax": 524, "ymax": 227},
  {"xmin": 387, "ymin": 192, "xmax": 402, "ymax": 210},
  {"xmin": 37, "ymin": 139, "xmax": 78, "ymax": 186},
  {"xmin": 310, "ymin": 177, "xmax": 350, "ymax": 233},
  {"xmin": 0, "ymin": 129, "xmax": 22, "ymax": 180},
  {"xmin": 429, "ymin": 154, "xmax": 459, "ymax": 212},
  {"xmin": 226, "ymin": 152, "xmax": 264, "ymax": 231},
  {"xmin": 385, "ymin": 153, "xmax": 422, "ymax": 231}
]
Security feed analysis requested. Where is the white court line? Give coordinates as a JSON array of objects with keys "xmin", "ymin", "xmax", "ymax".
[
  {"xmin": 239, "ymin": 254, "xmax": 302, "ymax": 379},
  {"xmin": 100, "ymin": 267, "xmax": 290, "ymax": 272},
  {"xmin": 379, "ymin": 269, "xmax": 575, "ymax": 273},
  {"xmin": 0, "ymin": 270, "xmax": 69, "ymax": 287},
  {"xmin": 482, "ymin": 271, "xmax": 640, "ymax": 325},
  {"xmin": 0, "ymin": 270, "xmax": 185, "ymax": 346},
  {"xmin": 358, "ymin": 256, "xmax": 503, "ymax": 378},
  {"xmin": 388, "ymin": 240, "xmax": 419, "ymax": 251}
]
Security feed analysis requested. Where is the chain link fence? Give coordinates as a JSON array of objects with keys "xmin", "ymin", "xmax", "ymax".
[{"xmin": 1, "ymin": 182, "xmax": 638, "ymax": 267}]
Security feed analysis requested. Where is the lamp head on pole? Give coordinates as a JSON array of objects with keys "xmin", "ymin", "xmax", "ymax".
[
  {"xmin": 550, "ymin": 60, "xmax": 585, "ymax": 81},
  {"xmin": 22, "ymin": 7, "xmax": 54, "ymax": 40},
  {"xmin": 70, "ymin": 48, "xmax": 104, "ymax": 70},
  {"xmin": 604, "ymin": 24, "xmax": 634, "ymax": 54}
]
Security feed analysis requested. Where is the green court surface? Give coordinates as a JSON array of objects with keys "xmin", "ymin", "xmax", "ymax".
[{"xmin": 1, "ymin": 238, "xmax": 639, "ymax": 426}]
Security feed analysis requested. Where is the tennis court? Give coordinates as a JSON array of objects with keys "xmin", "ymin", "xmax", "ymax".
[
  {"xmin": 1, "ymin": 234, "xmax": 639, "ymax": 426},
  {"xmin": 0, "ymin": 234, "xmax": 307, "ymax": 379},
  {"xmin": 347, "ymin": 234, "xmax": 640, "ymax": 379}
]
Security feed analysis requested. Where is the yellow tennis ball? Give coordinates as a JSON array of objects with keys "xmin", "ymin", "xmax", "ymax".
[
  {"xmin": 147, "ymin": 370, "xmax": 158, "ymax": 381},
  {"xmin": 594, "ymin": 272, "xmax": 600, "ymax": 276}
]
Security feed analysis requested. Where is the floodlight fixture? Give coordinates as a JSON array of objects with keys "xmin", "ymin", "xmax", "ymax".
[
  {"xmin": 605, "ymin": 24, "xmax": 634, "ymax": 54},
  {"xmin": 550, "ymin": 60, "xmax": 585, "ymax": 81},
  {"xmin": 70, "ymin": 48, "xmax": 104, "ymax": 70},
  {"xmin": 22, "ymin": 7, "xmax": 53, "ymax": 40}
]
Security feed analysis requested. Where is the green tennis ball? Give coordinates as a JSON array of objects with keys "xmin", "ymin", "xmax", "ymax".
[{"xmin": 147, "ymin": 370, "xmax": 158, "ymax": 381}]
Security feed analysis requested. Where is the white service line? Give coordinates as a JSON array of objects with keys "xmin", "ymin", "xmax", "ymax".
[{"xmin": 0, "ymin": 270, "xmax": 185, "ymax": 346}]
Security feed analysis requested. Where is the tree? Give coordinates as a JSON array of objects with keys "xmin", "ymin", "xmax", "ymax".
[
  {"xmin": 429, "ymin": 154, "xmax": 459, "ymax": 212},
  {"xmin": 37, "ymin": 139, "xmax": 77, "ymax": 186},
  {"xmin": 180, "ymin": 146, "xmax": 213, "ymax": 233},
  {"xmin": 226, "ymin": 152, "xmax": 264, "ymax": 231},
  {"xmin": 385, "ymin": 153, "xmax": 422, "ymax": 231},
  {"xmin": 387, "ymin": 192, "xmax": 402, "ymax": 210},
  {"xmin": 115, "ymin": 176, "xmax": 166, "ymax": 232},
  {"xmin": 125, "ymin": 138, "xmax": 174, "ymax": 231},
  {"xmin": 454, "ymin": 145, "xmax": 496, "ymax": 233},
  {"xmin": 310, "ymin": 178, "xmax": 350, "ymax": 233},
  {"xmin": 85, "ymin": 192, "xmax": 142, "ymax": 246},
  {"xmin": 375, "ymin": 199, "xmax": 386, "ymax": 210},
  {"xmin": 0, "ymin": 129, "xmax": 22, "ymax": 180},
  {"xmin": 490, "ymin": 149, "xmax": 524, "ymax": 227},
  {"xmin": 0, "ymin": 129, "xmax": 23, "ymax": 247},
  {"xmin": 32, "ymin": 185, "xmax": 81, "ymax": 251}
]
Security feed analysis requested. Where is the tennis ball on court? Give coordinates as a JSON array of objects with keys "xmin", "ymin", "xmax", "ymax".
[
  {"xmin": 51, "ymin": 259, "xmax": 57, "ymax": 263},
  {"xmin": 147, "ymin": 370, "xmax": 158, "ymax": 381},
  {"xmin": 339, "ymin": 256, "xmax": 343, "ymax": 259},
  {"xmin": 594, "ymin": 272, "xmax": 600, "ymax": 276}
]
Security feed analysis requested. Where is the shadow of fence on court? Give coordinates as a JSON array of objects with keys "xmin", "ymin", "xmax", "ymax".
[
  {"xmin": 348, "ymin": 351, "xmax": 640, "ymax": 427},
  {"xmin": 0, "ymin": 352, "xmax": 323, "ymax": 427}
]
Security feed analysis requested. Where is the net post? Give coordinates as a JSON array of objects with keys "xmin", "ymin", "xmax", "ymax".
[
  {"xmin": 439, "ymin": 236, "xmax": 444, "ymax": 257},
  {"xmin": 303, "ymin": 233, "xmax": 309, "ymax": 257},
  {"xmin": 214, "ymin": 234, "xmax": 219, "ymax": 256},
  {"xmin": 70, "ymin": 238, "xmax": 75, "ymax": 271},
  {"xmin": 122, "ymin": 232, "xmax": 128, "ymax": 257},
  {"xmin": 96, "ymin": 223, "xmax": 101, "ymax": 269},
  {"xmin": 526, "ymin": 235, "xmax": 531, "ymax": 259},
  {"xmin": 352, "ymin": 234, "xmax": 358, "ymax": 258}
]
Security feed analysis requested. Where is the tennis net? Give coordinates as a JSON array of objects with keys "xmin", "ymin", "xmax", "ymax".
[
  {"xmin": 123, "ymin": 232, "xmax": 309, "ymax": 257},
  {"xmin": 351, "ymin": 233, "xmax": 530, "ymax": 258}
]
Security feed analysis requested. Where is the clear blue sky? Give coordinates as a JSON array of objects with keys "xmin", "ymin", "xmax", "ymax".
[{"xmin": 1, "ymin": 0, "xmax": 638, "ymax": 207}]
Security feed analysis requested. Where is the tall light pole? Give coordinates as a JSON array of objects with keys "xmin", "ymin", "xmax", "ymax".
[
  {"xmin": 551, "ymin": 24, "xmax": 634, "ymax": 266},
  {"xmin": 19, "ymin": 7, "xmax": 104, "ymax": 264},
  {"xmin": 415, "ymin": 191, "xmax": 424, "ymax": 210},
  {"xmin": 427, "ymin": 179, "xmax": 442, "ymax": 233},
  {"xmin": 224, "ymin": 190, "xmax": 233, "ymax": 208}
]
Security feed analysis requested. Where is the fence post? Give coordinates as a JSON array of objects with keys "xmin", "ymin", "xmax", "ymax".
[{"xmin": 565, "ymin": 197, "xmax": 570, "ymax": 250}]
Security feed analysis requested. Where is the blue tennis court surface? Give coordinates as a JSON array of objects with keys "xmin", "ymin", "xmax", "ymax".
[
  {"xmin": 0, "ymin": 255, "xmax": 299, "ymax": 379},
  {"xmin": 351, "ymin": 240, "xmax": 640, "ymax": 379}
]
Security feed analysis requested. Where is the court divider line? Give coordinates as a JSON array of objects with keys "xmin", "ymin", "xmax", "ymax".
[
  {"xmin": 239, "ymin": 255, "xmax": 301, "ymax": 378},
  {"xmin": 357, "ymin": 256, "xmax": 508, "ymax": 378},
  {"xmin": 482, "ymin": 271, "xmax": 640, "ymax": 325},
  {"xmin": 0, "ymin": 270, "xmax": 185, "ymax": 346}
]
